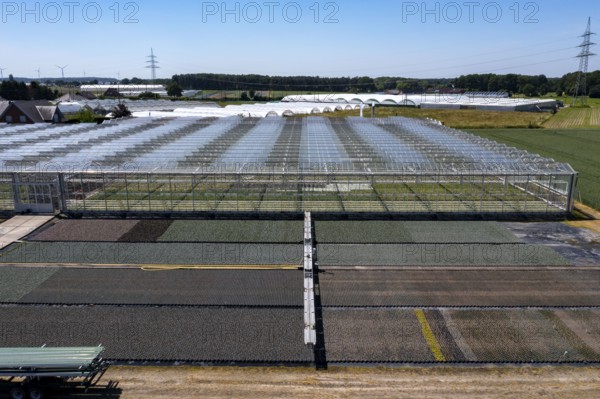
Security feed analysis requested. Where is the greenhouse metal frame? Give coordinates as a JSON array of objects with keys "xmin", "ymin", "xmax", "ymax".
[{"xmin": 0, "ymin": 116, "xmax": 577, "ymax": 215}]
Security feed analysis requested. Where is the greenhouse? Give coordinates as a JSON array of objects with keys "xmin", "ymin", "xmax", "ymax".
[
  {"xmin": 0, "ymin": 116, "xmax": 576, "ymax": 214},
  {"xmin": 282, "ymin": 93, "xmax": 559, "ymax": 112}
]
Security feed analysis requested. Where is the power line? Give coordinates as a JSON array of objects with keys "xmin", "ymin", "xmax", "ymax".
[
  {"xmin": 399, "ymin": 47, "xmax": 574, "ymax": 76},
  {"xmin": 146, "ymin": 48, "xmax": 160, "ymax": 82},
  {"xmin": 572, "ymin": 18, "xmax": 596, "ymax": 106}
]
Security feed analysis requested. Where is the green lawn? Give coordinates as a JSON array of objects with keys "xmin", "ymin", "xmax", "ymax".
[{"xmin": 468, "ymin": 129, "xmax": 600, "ymax": 210}]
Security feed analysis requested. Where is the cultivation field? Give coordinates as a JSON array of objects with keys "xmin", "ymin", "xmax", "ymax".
[
  {"xmin": 158, "ymin": 220, "xmax": 303, "ymax": 243},
  {"xmin": 31, "ymin": 219, "xmax": 140, "ymax": 242},
  {"xmin": 322, "ymin": 308, "xmax": 600, "ymax": 363},
  {"xmin": 468, "ymin": 128, "xmax": 600, "ymax": 210},
  {"xmin": 319, "ymin": 270, "xmax": 600, "ymax": 307},
  {"xmin": 317, "ymin": 243, "xmax": 569, "ymax": 267},
  {"xmin": 0, "ymin": 218, "xmax": 596, "ymax": 368},
  {"xmin": 314, "ymin": 221, "xmax": 520, "ymax": 244},
  {"xmin": 0, "ymin": 242, "xmax": 303, "ymax": 266},
  {"xmin": 544, "ymin": 107, "xmax": 600, "ymax": 129},
  {"xmin": 322, "ymin": 107, "xmax": 550, "ymax": 129},
  {"xmin": 323, "ymin": 309, "xmax": 434, "ymax": 362},
  {"xmin": 13, "ymin": 268, "xmax": 302, "ymax": 306},
  {"xmin": 30, "ymin": 219, "xmax": 303, "ymax": 243},
  {"xmin": 0, "ymin": 241, "xmax": 566, "ymax": 267},
  {"xmin": 0, "ymin": 267, "xmax": 59, "ymax": 302},
  {"xmin": 118, "ymin": 220, "xmax": 174, "ymax": 242},
  {"xmin": 445, "ymin": 309, "xmax": 600, "ymax": 363},
  {"xmin": 0, "ymin": 305, "xmax": 313, "ymax": 363}
]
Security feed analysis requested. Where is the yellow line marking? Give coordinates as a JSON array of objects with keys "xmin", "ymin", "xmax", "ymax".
[{"xmin": 414, "ymin": 309, "xmax": 446, "ymax": 362}]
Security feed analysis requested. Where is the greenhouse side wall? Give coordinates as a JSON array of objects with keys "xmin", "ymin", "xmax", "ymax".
[{"xmin": 45, "ymin": 172, "xmax": 577, "ymax": 215}]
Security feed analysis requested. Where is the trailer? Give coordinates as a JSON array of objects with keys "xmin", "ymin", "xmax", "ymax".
[{"xmin": 0, "ymin": 346, "xmax": 110, "ymax": 399}]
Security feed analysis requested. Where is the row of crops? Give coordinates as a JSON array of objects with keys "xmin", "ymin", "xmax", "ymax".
[
  {"xmin": 0, "ymin": 219, "xmax": 570, "ymax": 267},
  {"xmin": 0, "ymin": 304, "xmax": 598, "ymax": 363},
  {"xmin": 0, "ymin": 216, "xmax": 593, "ymax": 364},
  {"xmin": 29, "ymin": 219, "xmax": 521, "ymax": 243},
  {"xmin": 544, "ymin": 107, "xmax": 600, "ymax": 129}
]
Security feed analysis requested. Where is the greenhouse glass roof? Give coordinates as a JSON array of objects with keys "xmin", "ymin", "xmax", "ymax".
[{"xmin": 0, "ymin": 116, "xmax": 575, "ymax": 175}]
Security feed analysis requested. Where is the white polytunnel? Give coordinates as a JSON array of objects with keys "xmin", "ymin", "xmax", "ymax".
[{"xmin": 281, "ymin": 93, "xmax": 558, "ymax": 112}]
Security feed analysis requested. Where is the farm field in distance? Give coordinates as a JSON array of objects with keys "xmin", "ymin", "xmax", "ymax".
[
  {"xmin": 318, "ymin": 107, "xmax": 551, "ymax": 129},
  {"xmin": 467, "ymin": 128, "xmax": 600, "ymax": 211},
  {"xmin": 317, "ymin": 96, "xmax": 600, "ymax": 129}
]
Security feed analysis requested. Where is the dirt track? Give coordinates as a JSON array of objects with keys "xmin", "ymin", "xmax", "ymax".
[{"xmin": 102, "ymin": 366, "xmax": 600, "ymax": 399}]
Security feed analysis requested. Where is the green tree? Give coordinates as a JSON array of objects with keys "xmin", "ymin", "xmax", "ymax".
[
  {"xmin": 589, "ymin": 85, "xmax": 600, "ymax": 98},
  {"xmin": 138, "ymin": 91, "xmax": 160, "ymax": 99},
  {"xmin": 397, "ymin": 80, "xmax": 422, "ymax": 93},
  {"xmin": 521, "ymin": 84, "xmax": 538, "ymax": 97},
  {"xmin": 166, "ymin": 81, "xmax": 183, "ymax": 97}
]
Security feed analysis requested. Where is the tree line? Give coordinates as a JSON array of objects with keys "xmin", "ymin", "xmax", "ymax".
[
  {"xmin": 172, "ymin": 73, "xmax": 456, "ymax": 93},
  {"xmin": 173, "ymin": 71, "xmax": 600, "ymax": 97},
  {"xmin": 454, "ymin": 71, "xmax": 600, "ymax": 97},
  {"xmin": 3, "ymin": 71, "xmax": 600, "ymax": 101},
  {"xmin": 173, "ymin": 73, "xmax": 381, "ymax": 92},
  {"xmin": 0, "ymin": 75, "xmax": 59, "ymax": 101}
]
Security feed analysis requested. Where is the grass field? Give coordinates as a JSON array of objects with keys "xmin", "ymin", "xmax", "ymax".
[
  {"xmin": 468, "ymin": 129, "xmax": 600, "ymax": 210},
  {"xmin": 313, "ymin": 95, "xmax": 600, "ymax": 130},
  {"xmin": 319, "ymin": 107, "xmax": 551, "ymax": 129}
]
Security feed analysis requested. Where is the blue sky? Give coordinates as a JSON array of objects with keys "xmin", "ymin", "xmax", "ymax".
[{"xmin": 1, "ymin": 0, "xmax": 598, "ymax": 79}]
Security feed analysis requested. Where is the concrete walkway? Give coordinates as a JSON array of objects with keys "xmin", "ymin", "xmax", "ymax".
[{"xmin": 0, "ymin": 215, "xmax": 54, "ymax": 250}]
